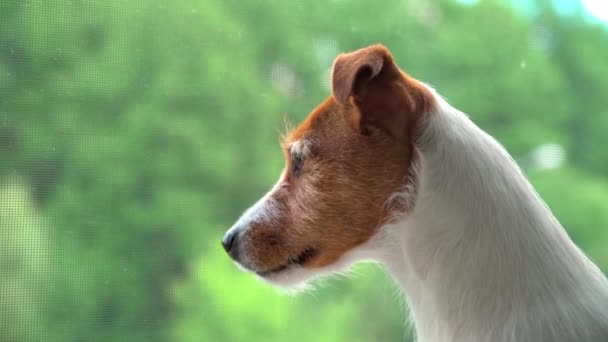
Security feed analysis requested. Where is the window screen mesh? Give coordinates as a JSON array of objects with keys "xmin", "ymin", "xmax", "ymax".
[{"xmin": 1, "ymin": 0, "xmax": 607, "ymax": 341}]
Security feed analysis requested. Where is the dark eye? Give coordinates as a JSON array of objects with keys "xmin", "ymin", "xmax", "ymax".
[{"xmin": 292, "ymin": 154, "xmax": 304, "ymax": 177}]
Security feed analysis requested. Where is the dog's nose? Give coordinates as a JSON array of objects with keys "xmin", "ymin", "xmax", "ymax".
[{"xmin": 221, "ymin": 230, "xmax": 239, "ymax": 254}]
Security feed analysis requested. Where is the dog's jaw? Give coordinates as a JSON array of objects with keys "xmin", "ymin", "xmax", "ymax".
[{"xmin": 255, "ymin": 230, "xmax": 391, "ymax": 291}]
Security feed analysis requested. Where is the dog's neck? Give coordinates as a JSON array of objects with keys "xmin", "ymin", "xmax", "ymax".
[{"xmin": 373, "ymin": 91, "xmax": 608, "ymax": 341}]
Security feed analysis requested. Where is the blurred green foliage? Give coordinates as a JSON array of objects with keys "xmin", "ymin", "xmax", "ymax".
[{"xmin": 0, "ymin": 0, "xmax": 607, "ymax": 341}]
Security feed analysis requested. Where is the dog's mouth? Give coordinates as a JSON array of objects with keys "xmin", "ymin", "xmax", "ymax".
[{"xmin": 256, "ymin": 247, "xmax": 318, "ymax": 277}]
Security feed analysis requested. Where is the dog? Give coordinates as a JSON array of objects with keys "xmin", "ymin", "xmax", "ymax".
[{"xmin": 222, "ymin": 44, "xmax": 608, "ymax": 341}]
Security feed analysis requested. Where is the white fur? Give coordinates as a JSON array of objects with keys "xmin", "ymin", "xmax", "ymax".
[
  {"xmin": 289, "ymin": 139, "xmax": 313, "ymax": 157},
  {"xmin": 267, "ymin": 88, "xmax": 608, "ymax": 341},
  {"xmin": 233, "ymin": 171, "xmax": 286, "ymax": 226},
  {"xmin": 379, "ymin": 88, "xmax": 608, "ymax": 341}
]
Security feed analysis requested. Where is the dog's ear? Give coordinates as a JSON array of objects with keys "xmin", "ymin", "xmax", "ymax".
[
  {"xmin": 331, "ymin": 45, "xmax": 386, "ymax": 105},
  {"xmin": 331, "ymin": 44, "xmax": 433, "ymax": 140}
]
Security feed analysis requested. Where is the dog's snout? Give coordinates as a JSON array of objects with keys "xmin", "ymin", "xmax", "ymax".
[{"xmin": 221, "ymin": 230, "xmax": 239, "ymax": 255}]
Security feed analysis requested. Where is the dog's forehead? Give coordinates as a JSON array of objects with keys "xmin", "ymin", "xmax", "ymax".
[{"xmin": 285, "ymin": 97, "xmax": 337, "ymax": 142}]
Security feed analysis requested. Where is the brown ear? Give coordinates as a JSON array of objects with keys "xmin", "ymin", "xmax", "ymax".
[
  {"xmin": 330, "ymin": 44, "xmax": 434, "ymax": 140},
  {"xmin": 331, "ymin": 45, "xmax": 386, "ymax": 104}
]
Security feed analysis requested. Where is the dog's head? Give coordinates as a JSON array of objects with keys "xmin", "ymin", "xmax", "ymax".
[{"xmin": 222, "ymin": 44, "xmax": 435, "ymax": 287}]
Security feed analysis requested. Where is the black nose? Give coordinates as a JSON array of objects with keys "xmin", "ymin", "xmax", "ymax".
[{"xmin": 221, "ymin": 230, "xmax": 239, "ymax": 254}]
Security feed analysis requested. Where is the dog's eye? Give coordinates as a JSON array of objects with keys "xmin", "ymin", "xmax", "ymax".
[{"xmin": 292, "ymin": 154, "xmax": 304, "ymax": 177}]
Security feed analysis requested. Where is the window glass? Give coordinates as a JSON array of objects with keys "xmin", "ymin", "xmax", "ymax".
[{"xmin": 1, "ymin": 0, "xmax": 607, "ymax": 341}]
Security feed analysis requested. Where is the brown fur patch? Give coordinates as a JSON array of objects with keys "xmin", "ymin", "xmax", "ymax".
[{"xmin": 236, "ymin": 44, "xmax": 436, "ymax": 273}]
